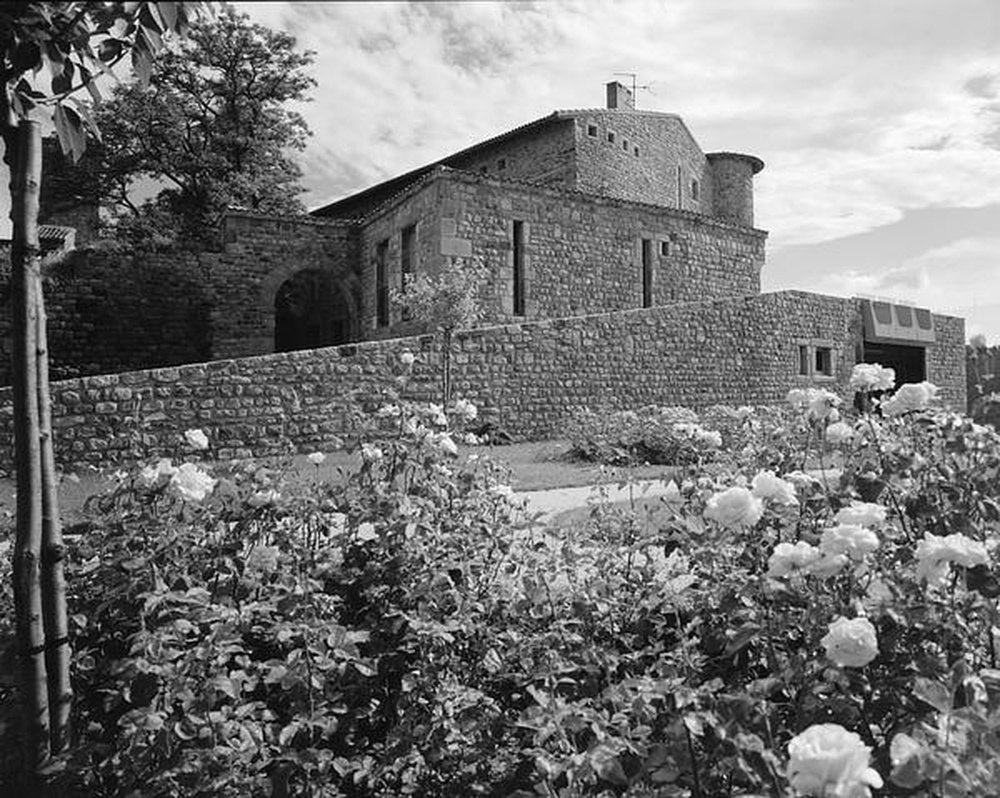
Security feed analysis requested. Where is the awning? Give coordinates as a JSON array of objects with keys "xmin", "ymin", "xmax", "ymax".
[{"xmin": 860, "ymin": 299, "xmax": 935, "ymax": 345}]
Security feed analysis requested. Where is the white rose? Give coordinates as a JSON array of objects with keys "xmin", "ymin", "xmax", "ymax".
[
  {"xmin": 808, "ymin": 389, "xmax": 841, "ymax": 423},
  {"xmin": 788, "ymin": 723, "xmax": 883, "ymax": 797},
  {"xmin": 850, "ymin": 363, "xmax": 896, "ymax": 392},
  {"xmin": 751, "ymin": 471, "xmax": 798, "ymax": 505},
  {"xmin": 306, "ymin": 451, "xmax": 326, "ymax": 466},
  {"xmin": 170, "ymin": 462, "xmax": 217, "ymax": 502},
  {"xmin": 361, "ymin": 443, "xmax": 384, "ymax": 463},
  {"xmin": 822, "ymin": 616, "xmax": 879, "ymax": 668},
  {"xmin": 825, "ymin": 421, "xmax": 855, "ymax": 445},
  {"xmin": 704, "ymin": 486, "xmax": 763, "ymax": 529},
  {"xmin": 399, "ymin": 351, "xmax": 416, "ymax": 367},
  {"xmin": 768, "ymin": 541, "xmax": 822, "ymax": 578},
  {"xmin": 881, "ymin": 382, "xmax": 939, "ymax": 417},
  {"xmin": 820, "ymin": 525, "xmax": 880, "ymax": 561},
  {"xmin": 453, "ymin": 398, "xmax": 478, "ymax": 421},
  {"xmin": 437, "ymin": 435, "xmax": 458, "ymax": 457},
  {"xmin": 834, "ymin": 502, "xmax": 887, "ymax": 527},
  {"xmin": 376, "ymin": 404, "xmax": 401, "ymax": 418},
  {"xmin": 247, "ymin": 489, "xmax": 280, "ymax": 508},
  {"xmin": 915, "ymin": 533, "xmax": 989, "ymax": 586},
  {"xmin": 807, "ymin": 552, "xmax": 848, "ymax": 578},
  {"xmin": 356, "ymin": 522, "xmax": 377, "ymax": 542},
  {"xmin": 184, "ymin": 428, "xmax": 210, "ymax": 451}
]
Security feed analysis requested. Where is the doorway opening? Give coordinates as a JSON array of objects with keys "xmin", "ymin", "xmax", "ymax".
[{"xmin": 274, "ymin": 269, "xmax": 352, "ymax": 352}]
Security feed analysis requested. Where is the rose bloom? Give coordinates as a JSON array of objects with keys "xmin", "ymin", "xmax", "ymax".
[
  {"xmin": 356, "ymin": 522, "xmax": 377, "ymax": 542},
  {"xmin": 704, "ymin": 486, "xmax": 764, "ymax": 529},
  {"xmin": 825, "ymin": 421, "xmax": 855, "ymax": 445},
  {"xmin": 437, "ymin": 435, "xmax": 458, "ymax": 457},
  {"xmin": 788, "ymin": 724, "xmax": 883, "ymax": 798},
  {"xmin": 850, "ymin": 363, "xmax": 896, "ymax": 392},
  {"xmin": 306, "ymin": 451, "xmax": 326, "ymax": 466},
  {"xmin": 247, "ymin": 489, "xmax": 280, "ymax": 508},
  {"xmin": 399, "ymin": 351, "xmax": 416, "ymax": 367},
  {"xmin": 361, "ymin": 443, "xmax": 384, "ymax": 463},
  {"xmin": 808, "ymin": 552, "xmax": 848, "ymax": 578},
  {"xmin": 170, "ymin": 463, "xmax": 217, "ymax": 502},
  {"xmin": 880, "ymin": 381, "xmax": 939, "ymax": 417},
  {"xmin": 139, "ymin": 457, "xmax": 177, "ymax": 486},
  {"xmin": 915, "ymin": 533, "xmax": 990, "ymax": 586},
  {"xmin": 820, "ymin": 524, "xmax": 880, "ymax": 561},
  {"xmin": 768, "ymin": 541, "xmax": 822, "ymax": 578},
  {"xmin": 808, "ymin": 389, "xmax": 841, "ymax": 423},
  {"xmin": 453, "ymin": 398, "xmax": 478, "ymax": 421},
  {"xmin": 184, "ymin": 428, "xmax": 210, "ymax": 451},
  {"xmin": 822, "ymin": 616, "xmax": 879, "ymax": 668},
  {"xmin": 834, "ymin": 502, "xmax": 887, "ymax": 528},
  {"xmin": 751, "ymin": 470, "xmax": 798, "ymax": 505}
]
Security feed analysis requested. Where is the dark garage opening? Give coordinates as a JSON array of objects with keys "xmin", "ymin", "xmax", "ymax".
[
  {"xmin": 274, "ymin": 269, "xmax": 352, "ymax": 352},
  {"xmin": 862, "ymin": 342, "xmax": 926, "ymax": 385}
]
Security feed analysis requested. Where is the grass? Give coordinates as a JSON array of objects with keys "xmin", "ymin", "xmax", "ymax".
[{"xmin": 0, "ymin": 439, "xmax": 679, "ymax": 523}]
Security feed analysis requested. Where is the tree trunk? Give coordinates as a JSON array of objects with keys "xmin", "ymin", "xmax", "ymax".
[
  {"xmin": 442, "ymin": 328, "xmax": 453, "ymax": 406},
  {"xmin": 7, "ymin": 119, "xmax": 52, "ymax": 783},
  {"xmin": 38, "ymin": 271, "xmax": 71, "ymax": 755}
]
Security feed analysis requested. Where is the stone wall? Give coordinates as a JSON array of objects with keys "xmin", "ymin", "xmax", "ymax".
[
  {"xmin": 572, "ymin": 112, "xmax": 712, "ymax": 213},
  {"xmin": 367, "ymin": 169, "xmax": 766, "ymax": 335},
  {"xmin": 0, "ymin": 291, "xmax": 967, "ymax": 472}
]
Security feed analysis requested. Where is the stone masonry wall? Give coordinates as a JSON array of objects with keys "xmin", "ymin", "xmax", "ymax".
[
  {"xmin": 364, "ymin": 169, "xmax": 766, "ymax": 336},
  {"xmin": 572, "ymin": 112, "xmax": 711, "ymax": 213},
  {"xmin": 0, "ymin": 291, "xmax": 968, "ymax": 472}
]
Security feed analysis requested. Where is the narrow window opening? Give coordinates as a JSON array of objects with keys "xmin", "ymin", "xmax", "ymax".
[
  {"xmin": 498, "ymin": 158, "xmax": 507, "ymax": 170},
  {"xmin": 480, "ymin": 165, "xmax": 488, "ymax": 174},
  {"xmin": 400, "ymin": 224, "xmax": 416, "ymax": 320},
  {"xmin": 607, "ymin": 130, "xmax": 616, "ymax": 144},
  {"xmin": 513, "ymin": 221, "xmax": 526, "ymax": 316},
  {"xmin": 798, "ymin": 345, "xmax": 810, "ymax": 376},
  {"xmin": 815, "ymin": 347, "xmax": 833, "ymax": 376},
  {"xmin": 634, "ymin": 146, "xmax": 640, "ymax": 157},
  {"xmin": 376, "ymin": 239, "xmax": 389, "ymax": 327},
  {"xmin": 587, "ymin": 124, "xmax": 598, "ymax": 137},
  {"xmin": 641, "ymin": 238, "xmax": 653, "ymax": 308},
  {"xmin": 659, "ymin": 240, "xmax": 670, "ymax": 257},
  {"xmin": 622, "ymin": 138, "xmax": 629, "ymax": 151},
  {"xmin": 691, "ymin": 179, "xmax": 700, "ymax": 201}
]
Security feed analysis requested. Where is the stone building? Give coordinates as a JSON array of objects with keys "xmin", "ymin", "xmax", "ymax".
[{"xmin": 0, "ymin": 82, "xmax": 968, "ymax": 467}]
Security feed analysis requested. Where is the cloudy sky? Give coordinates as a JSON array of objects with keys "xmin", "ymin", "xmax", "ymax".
[{"xmin": 4, "ymin": 0, "xmax": 1000, "ymax": 341}]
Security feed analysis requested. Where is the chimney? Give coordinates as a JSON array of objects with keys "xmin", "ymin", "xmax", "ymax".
[{"xmin": 606, "ymin": 81, "xmax": 634, "ymax": 110}]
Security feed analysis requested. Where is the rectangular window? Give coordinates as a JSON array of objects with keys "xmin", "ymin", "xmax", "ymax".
[
  {"xmin": 641, "ymin": 238, "xmax": 653, "ymax": 308},
  {"xmin": 798, "ymin": 345, "xmax": 810, "ymax": 376},
  {"xmin": 375, "ymin": 239, "xmax": 389, "ymax": 327},
  {"xmin": 815, "ymin": 346, "xmax": 833, "ymax": 376},
  {"xmin": 607, "ymin": 130, "xmax": 616, "ymax": 144},
  {"xmin": 587, "ymin": 124, "xmax": 598, "ymax": 137},
  {"xmin": 634, "ymin": 146, "xmax": 640, "ymax": 157},
  {"xmin": 660, "ymin": 240, "xmax": 670, "ymax": 257},
  {"xmin": 400, "ymin": 224, "xmax": 416, "ymax": 320},
  {"xmin": 622, "ymin": 138, "xmax": 629, "ymax": 151},
  {"xmin": 513, "ymin": 220, "xmax": 526, "ymax": 316},
  {"xmin": 691, "ymin": 179, "xmax": 700, "ymax": 201},
  {"xmin": 497, "ymin": 158, "xmax": 507, "ymax": 170}
]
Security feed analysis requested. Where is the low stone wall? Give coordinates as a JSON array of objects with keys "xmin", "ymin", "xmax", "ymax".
[{"xmin": 0, "ymin": 290, "xmax": 966, "ymax": 472}]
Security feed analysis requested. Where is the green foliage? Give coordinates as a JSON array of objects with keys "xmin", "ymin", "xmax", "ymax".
[
  {"xmin": 3, "ymin": 377, "xmax": 1000, "ymax": 795},
  {"xmin": 93, "ymin": 4, "xmax": 316, "ymax": 247}
]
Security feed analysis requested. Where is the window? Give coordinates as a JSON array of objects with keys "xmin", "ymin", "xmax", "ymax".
[
  {"xmin": 798, "ymin": 345, "xmax": 810, "ymax": 376},
  {"xmin": 815, "ymin": 347, "xmax": 833, "ymax": 376},
  {"xmin": 622, "ymin": 138, "xmax": 629, "ymax": 151},
  {"xmin": 480, "ymin": 165, "xmax": 488, "ymax": 174},
  {"xmin": 513, "ymin": 221, "xmax": 526, "ymax": 316},
  {"xmin": 641, "ymin": 238, "xmax": 653, "ymax": 308},
  {"xmin": 497, "ymin": 158, "xmax": 507, "ymax": 171},
  {"xmin": 587, "ymin": 124, "xmax": 598, "ymax": 137},
  {"xmin": 607, "ymin": 130, "xmax": 616, "ymax": 144},
  {"xmin": 400, "ymin": 224, "xmax": 416, "ymax": 319},
  {"xmin": 659, "ymin": 240, "xmax": 670, "ymax": 257},
  {"xmin": 634, "ymin": 146, "xmax": 640, "ymax": 157},
  {"xmin": 691, "ymin": 179, "xmax": 700, "ymax": 201},
  {"xmin": 375, "ymin": 239, "xmax": 389, "ymax": 327}
]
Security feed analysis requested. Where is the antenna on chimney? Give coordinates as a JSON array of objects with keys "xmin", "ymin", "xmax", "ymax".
[{"xmin": 613, "ymin": 72, "xmax": 653, "ymax": 107}]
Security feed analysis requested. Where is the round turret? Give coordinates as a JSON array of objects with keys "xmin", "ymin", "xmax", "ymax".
[{"xmin": 706, "ymin": 151, "xmax": 764, "ymax": 227}]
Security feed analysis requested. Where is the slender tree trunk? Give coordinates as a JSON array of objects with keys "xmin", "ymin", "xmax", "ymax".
[
  {"xmin": 7, "ymin": 120, "xmax": 52, "ymax": 784},
  {"xmin": 38, "ymin": 273, "xmax": 71, "ymax": 754},
  {"xmin": 442, "ymin": 328, "xmax": 453, "ymax": 406}
]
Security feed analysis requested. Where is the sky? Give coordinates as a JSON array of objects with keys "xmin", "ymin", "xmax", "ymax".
[{"xmin": 3, "ymin": 0, "xmax": 1000, "ymax": 341}]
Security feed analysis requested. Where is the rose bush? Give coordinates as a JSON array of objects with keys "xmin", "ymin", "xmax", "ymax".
[{"xmin": 0, "ymin": 363, "xmax": 999, "ymax": 795}]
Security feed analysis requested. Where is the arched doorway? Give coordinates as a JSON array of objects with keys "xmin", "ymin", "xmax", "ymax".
[{"xmin": 274, "ymin": 269, "xmax": 353, "ymax": 352}]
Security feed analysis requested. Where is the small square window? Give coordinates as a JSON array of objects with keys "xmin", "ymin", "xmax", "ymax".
[
  {"xmin": 798, "ymin": 345, "xmax": 810, "ymax": 376},
  {"xmin": 587, "ymin": 124, "xmax": 598, "ymax": 137},
  {"xmin": 480, "ymin": 165, "xmax": 488, "ymax": 174},
  {"xmin": 607, "ymin": 130, "xmax": 616, "ymax": 144},
  {"xmin": 622, "ymin": 138, "xmax": 629, "ymax": 151},
  {"xmin": 634, "ymin": 146, "xmax": 640, "ymax": 157},
  {"xmin": 691, "ymin": 179, "xmax": 700, "ymax": 201},
  {"xmin": 815, "ymin": 347, "xmax": 833, "ymax": 376},
  {"xmin": 498, "ymin": 158, "xmax": 506, "ymax": 170},
  {"xmin": 660, "ymin": 241, "xmax": 670, "ymax": 257}
]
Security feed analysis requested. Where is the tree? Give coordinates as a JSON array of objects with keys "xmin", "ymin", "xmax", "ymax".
[
  {"xmin": 392, "ymin": 259, "xmax": 487, "ymax": 405},
  {"xmin": 94, "ymin": 4, "xmax": 315, "ymax": 245},
  {"xmin": 0, "ymin": 2, "xmax": 204, "ymax": 789}
]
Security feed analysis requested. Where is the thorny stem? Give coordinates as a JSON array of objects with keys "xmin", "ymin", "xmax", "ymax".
[{"xmin": 864, "ymin": 412, "xmax": 912, "ymax": 541}]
